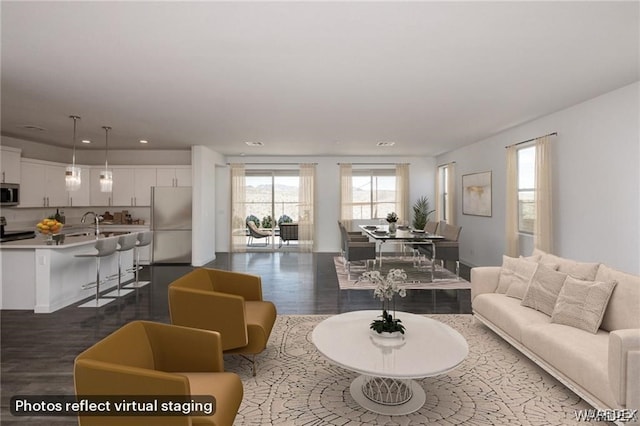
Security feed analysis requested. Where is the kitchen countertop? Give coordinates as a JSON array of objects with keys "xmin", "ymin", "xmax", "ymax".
[{"xmin": 0, "ymin": 224, "xmax": 150, "ymax": 249}]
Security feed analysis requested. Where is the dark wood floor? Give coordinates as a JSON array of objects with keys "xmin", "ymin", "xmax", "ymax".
[{"xmin": 0, "ymin": 252, "xmax": 471, "ymax": 425}]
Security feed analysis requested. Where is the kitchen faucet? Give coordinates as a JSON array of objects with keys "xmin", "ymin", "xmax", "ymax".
[{"xmin": 81, "ymin": 212, "xmax": 102, "ymax": 235}]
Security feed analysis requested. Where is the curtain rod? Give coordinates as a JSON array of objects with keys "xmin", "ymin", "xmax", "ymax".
[
  {"xmin": 336, "ymin": 162, "xmax": 409, "ymax": 165},
  {"xmin": 226, "ymin": 162, "xmax": 317, "ymax": 165},
  {"xmin": 436, "ymin": 161, "xmax": 456, "ymax": 167},
  {"xmin": 505, "ymin": 132, "xmax": 557, "ymax": 149}
]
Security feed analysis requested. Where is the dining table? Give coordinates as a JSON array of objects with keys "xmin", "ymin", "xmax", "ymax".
[{"xmin": 358, "ymin": 224, "xmax": 444, "ymax": 278}]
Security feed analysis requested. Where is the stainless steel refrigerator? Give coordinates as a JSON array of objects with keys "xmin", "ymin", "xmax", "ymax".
[{"xmin": 151, "ymin": 186, "xmax": 192, "ymax": 264}]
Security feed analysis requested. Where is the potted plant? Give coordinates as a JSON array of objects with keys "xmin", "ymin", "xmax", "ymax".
[
  {"xmin": 261, "ymin": 215, "xmax": 274, "ymax": 229},
  {"xmin": 412, "ymin": 196, "xmax": 435, "ymax": 230},
  {"xmin": 361, "ymin": 269, "xmax": 408, "ymax": 336},
  {"xmin": 278, "ymin": 214, "xmax": 293, "ymax": 225},
  {"xmin": 246, "ymin": 215, "xmax": 260, "ymax": 227}
]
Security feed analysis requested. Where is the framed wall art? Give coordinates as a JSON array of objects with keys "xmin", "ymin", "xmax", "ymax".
[{"xmin": 462, "ymin": 171, "xmax": 492, "ymax": 217}]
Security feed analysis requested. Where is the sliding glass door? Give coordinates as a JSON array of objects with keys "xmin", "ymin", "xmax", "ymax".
[{"xmin": 245, "ymin": 170, "xmax": 300, "ymax": 250}]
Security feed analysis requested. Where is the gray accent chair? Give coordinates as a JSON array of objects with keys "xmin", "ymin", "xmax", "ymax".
[
  {"xmin": 418, "ymin": 221, "xmax": 462, "ymax": 276},
  {"xmin": 337, "ymin": 221, "xmax": 376, "ymax": 272}
]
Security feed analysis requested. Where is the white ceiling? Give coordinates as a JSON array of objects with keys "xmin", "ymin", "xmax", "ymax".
[{"xmin": 2, "ymin": 1, "xmax": 638, "ymax": 157}]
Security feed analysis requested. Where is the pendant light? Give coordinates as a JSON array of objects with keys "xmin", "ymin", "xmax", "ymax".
[
  {"xmin": 99, "ymin": 126, "xmax": 113, "ymax": 192},
  {"xmin": 65, "ymin": 115, "xmax": 82, "ymax": 191}
]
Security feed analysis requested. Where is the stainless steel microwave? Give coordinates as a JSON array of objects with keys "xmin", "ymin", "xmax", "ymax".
[{"xmin": 0, "ymin": 183, "xmax": 19, "ymax": 206}]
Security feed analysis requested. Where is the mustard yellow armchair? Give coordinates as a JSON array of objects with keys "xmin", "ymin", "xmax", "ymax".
[
  {"xmin": 168, "ymin": 268, "xmax": 277, "ymax": 376},
  {"xmin": 74, "ymin": 320, "xmax": 243, "ymax": 426}
]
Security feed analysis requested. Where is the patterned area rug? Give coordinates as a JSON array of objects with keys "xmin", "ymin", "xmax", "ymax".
[
  {"xmin": 333, "ymin": 256, "xmax": 472, "ymax": 290},
  {"xmin": 227, "ymin": 315, "xmax": 602, "ymax": 426}
]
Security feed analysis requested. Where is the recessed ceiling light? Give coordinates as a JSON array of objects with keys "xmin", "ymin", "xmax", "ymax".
[
  {"xmin": 139, "ymin": 140, "xmax": 148, "ymax": 144},
  {"xmin": 81, "ymin": 140, "xmax": 91, "ymax": 144},
  {"xmin": 377, "ymin": 141, "xmax": 396, "ymax": 147},
  {"xmin": 245, "ymin": 141, "xmax": 264, "ymax": 147}
]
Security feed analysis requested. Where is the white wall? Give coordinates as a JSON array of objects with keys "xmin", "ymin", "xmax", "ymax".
[
  {"xmin": 215, "ymin": 155, "xmax": 437, "ymax": 252},
  {"xmin": 437, "ymin": 82, "xmax": 639, "ymax": 274},
  {"xmin": 191, "ymin": 145, "xmax": 225, "ymax": 266}
]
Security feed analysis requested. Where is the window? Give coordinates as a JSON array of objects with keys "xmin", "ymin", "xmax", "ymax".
[
  {"xmin": 437, "ymin": 165, "xmax": 449, "ymax": 222},
  {"xmin": 245, "ymin": 170, "xmax": 300, "ymax": 226},
  {"xmin": 517, "ymin": 145, "xmax": 536, "ymax": 233},
  {"xmin": 350, "ymin": 169, "xmax": 396, "ymax": 220}
]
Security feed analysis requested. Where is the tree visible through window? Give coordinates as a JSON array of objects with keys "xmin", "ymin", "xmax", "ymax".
[{"xmin": 517, "ymin": 146, "xmax": 536, "ymax": 233}]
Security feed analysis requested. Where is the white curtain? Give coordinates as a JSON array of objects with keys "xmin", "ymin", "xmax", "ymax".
[
  {"xmin": 505, "ymin": 146, "xmax": 519, "ymax": 257},
  {"xmin": 298, "ymin": 163, "xmax": 315, "ymax": 252},
  {"xmin": 446, "ymin": 162, "xmax": 456, "ymax": 226},
  {"xmin": 230, "ymin": 163, "xmax": 247, "ymax": 253},
  {"xmin": 395, "ymin": 163, "xmax": 410, "ymax": 226},
  {"xmin": 339, "ymin": 163, "xmax": 353, "ymax": 230},
  {"xmin": 435, "ymin": 166, "xmax": 442, "ymax": 222},
  {"xmin": 534, "ymin": 135, "xmax": 553, "ymax": 252}
]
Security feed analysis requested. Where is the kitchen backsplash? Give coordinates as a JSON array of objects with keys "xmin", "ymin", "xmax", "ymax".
[{"xmin": 0, "ymin": 207, "xmax": 151, "ymax": 230}]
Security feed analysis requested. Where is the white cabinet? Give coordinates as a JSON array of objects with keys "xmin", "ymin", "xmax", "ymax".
[
  {"xmin": 46, "ymin": 164, "xmax": 68, "ymax": 206},
  {"xmin": 89, "ymin": 168, "xmax": 112, "ymax": 206},
  {"xmin": 112, "ymin": 168, "xmax": 156, "ymax": 206},
  {"xmin": 156, "ymin": 167, "xmax": 191, "ymax": 187},
  {"xmin": 19, "ymin": 160, "xmax": 90, "ymax": 207},
  {"xmin": 18, "ymin": 161, "xmax": 45, "ymax": 207},
  {"xmin": 1, "ymin": 146, "xmax": 21, "ymax": 183},
  {"xmin": 20, "ymin": 160, "xmax": 68, "ymax": 207}
]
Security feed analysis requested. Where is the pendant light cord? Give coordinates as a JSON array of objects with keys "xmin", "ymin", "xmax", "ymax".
[
  {"xmin": 102, "ymin": 126, "xmax": 111, "ymax": 169},
  {"xmin": 69, "ymin": 115, "xmax": 80, "ymax": 167}
]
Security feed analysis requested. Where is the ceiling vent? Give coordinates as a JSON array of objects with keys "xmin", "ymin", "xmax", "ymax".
[
  {"xmin": 21, "ymin": 124, "xmax": 46, "ymax": 132},
  {"xmin": 245, "ymin": 141, "xmax": 264, "ymax": 147},
  {"xmin": 377, "ymin": 141, "xmax": 395, "ymax": 147}
]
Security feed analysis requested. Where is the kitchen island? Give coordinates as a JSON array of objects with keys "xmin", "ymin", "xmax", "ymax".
[{"xmin": 0, "ymin": 225, "xmax": 149, "ymax": 313}]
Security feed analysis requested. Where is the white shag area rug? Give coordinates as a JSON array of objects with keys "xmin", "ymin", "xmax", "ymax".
[{"xmin": 225, "ymin": 315, "xmax": 605, "ymax": 426}]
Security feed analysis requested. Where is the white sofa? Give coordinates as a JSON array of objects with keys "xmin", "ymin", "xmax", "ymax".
[{"xmin": 471, "ymin": 250, "xmax": 640, "ymax": 422}]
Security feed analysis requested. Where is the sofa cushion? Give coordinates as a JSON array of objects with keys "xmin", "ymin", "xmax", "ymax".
[
  {"xmin": 521, "ymin": 265, "xmax": 568, "ymax": 316},
  {"xmin": 496, "ymin": 256, "xmax": 538, "ymax": 294},
  {"xmin": 473, "ymin": 293, "xmax": 551, "ymax": 343},
  {"xmin": 551, "ymin": 276, "xmax": 617, "ymax": 334},
  {"xmin": 596, "ymin": 265, "xmax": 640, "ymax": 332},
  {"xmin": 538, "ymin": 253, "xmax": 600, "ymax": 281},
  {"xmin": 521, "ymin": 323, "xmax": 618, "ymax": 409}
]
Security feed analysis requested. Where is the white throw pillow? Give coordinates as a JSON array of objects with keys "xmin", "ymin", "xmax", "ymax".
[
  {"xmin": 521, "ymin": 265, "xmax": 568, "ymax": 316},
  {"xmin": 497, "ymin": 255, "xmax": 538, "ymax": 294},
  {"xmin": 551, "ymin": 276, "xmax": 617, "ymax": 334}
]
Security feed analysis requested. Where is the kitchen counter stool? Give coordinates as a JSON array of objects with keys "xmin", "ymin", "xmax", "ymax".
[
  {"xmin": 104, "ymin": 233, "xmax": 138, "ymax": 298},
  {"xmin": 125, "ymin": 231, "xmax": 152, "ymax": 289},
  {"xmin": 75, "ymin": 238, "xmax": 118, "ymax": 308}
]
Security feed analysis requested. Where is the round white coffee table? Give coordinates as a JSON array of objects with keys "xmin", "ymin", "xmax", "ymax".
[{"xmin": 311, "ymin": 310, "xmax": 468, "ymax": 415}]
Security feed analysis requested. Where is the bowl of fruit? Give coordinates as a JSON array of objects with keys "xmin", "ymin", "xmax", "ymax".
[{"xmin": 36, "ymin": 217, "xmax": 64, "ymax": 243}]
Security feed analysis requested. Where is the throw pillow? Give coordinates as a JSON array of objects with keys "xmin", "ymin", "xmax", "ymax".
[
  {"xmin": 497, "ymin": 256, "xmax": 538, "ymax": 294},
  {"xmin": 551, "ymin": 277, "xmax": 617, "ymax": 334},
  {"xmin": 539, "ymin": 253, "xmax": 599, "ymax": 280},
  {"xmin": 521, "ymin": 265, "xmax": 568, "ymax": 315}
]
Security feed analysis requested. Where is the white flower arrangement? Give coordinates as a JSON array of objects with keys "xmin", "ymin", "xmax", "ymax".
[
  {"xmin": 362, "ymin": 269, "xmax": 408, "ymax": 301},
  {"xmin": 361, "ymin": 268, "xmax": 408, "ymax": 334}
]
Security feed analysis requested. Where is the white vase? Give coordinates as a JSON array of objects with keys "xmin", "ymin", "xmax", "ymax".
[
  {"xmin": 370, "ymin": 329, "xmax": 403, "ymax": 339},
  {"xmin": 388, "ymin": 222, "xmax": 397, "ymax": 234}
]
